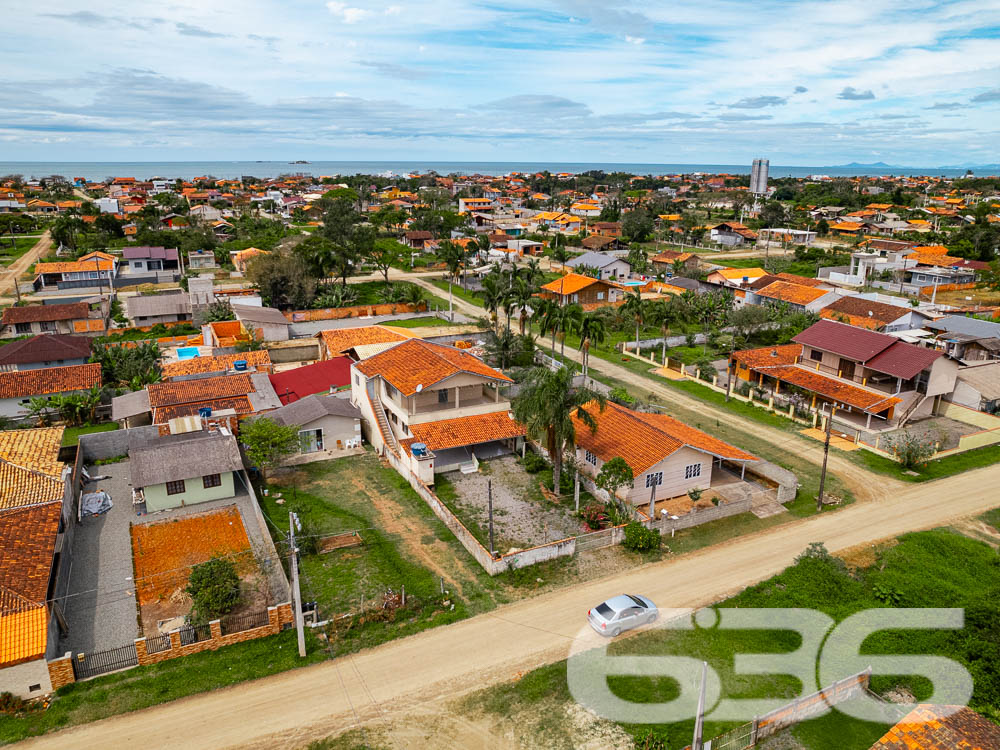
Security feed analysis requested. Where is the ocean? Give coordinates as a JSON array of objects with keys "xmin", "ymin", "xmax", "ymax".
[{"xmin": 0, "ymin": 160, "xmax": 977, "ymax": 182}]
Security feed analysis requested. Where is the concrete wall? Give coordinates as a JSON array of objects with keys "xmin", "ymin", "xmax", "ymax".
[
  {"xmin": 937, "ymin": 400, "xmax": 1000, "ymax": 430},
  {"xmin": 0, "ymin": 657, "xmax": 52, "ymax": 698},
  {"xmin": 266, "ymin": 339, "xmax": 320, "ymax": 363},
  {"xmin": 926, "ymin": 356, "xmax": 959, "ymax": 398},
  {"xmin": 79, "ymin": 424, "xmax": 160, "ymax": 462},
  {"xmin": 294, "ymin": 414, "xmax": 361, "ymax": 454},
  {"xmin": 143, "ymin": 471, "xmax": 236, "ymax": 512}
]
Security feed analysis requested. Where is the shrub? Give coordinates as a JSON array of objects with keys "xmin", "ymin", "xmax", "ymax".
[
  {"xmin": 623, "ymin": 521, "xmax": 660, "ymax": 552},
  {"xmin": 186, "ymin": 556, "xmax": 241, "ymax": 622},
  {"xmin": 521, "ymin": 451, "xmax": 549, "ymax": 474},
  {"xmin": 609, "ymin": 386, "xmax": 636, "ymax": 406},
  {"xmin": 885, "ymin": 431, "xmax": 936, "ymax": 470},
  {"xmin": 580, "ymin": 503, "xmax": 608, "ymax": 530},
  {"xmin": 687, "ymin": 487, "xmax": 703, "ymax": 502}
]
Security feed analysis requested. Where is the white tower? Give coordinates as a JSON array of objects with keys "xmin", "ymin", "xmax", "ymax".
[{"xmin": 750, "ymin": 158, "xmax": 769, "ymax": 195}]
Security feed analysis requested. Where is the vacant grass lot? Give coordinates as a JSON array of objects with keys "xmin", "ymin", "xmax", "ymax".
[
  {"xmin": 383, "ymin": 315, "xmax": 456, "ymax": 328},
  {"xmin": 60, "ymin": 422, "xmax": 118, "ymax": 447},
  {"xmin": 260, "ymin": 451, "xmax": 504, "ymax": 654},
  {"xmin": 465, "ymin": 528, "xmax": 1000, "ymax": 749}
]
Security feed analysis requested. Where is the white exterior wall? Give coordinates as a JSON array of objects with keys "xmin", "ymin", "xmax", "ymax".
[
  {"xmin": 577, "ymin": 445, "xmax": 713, "ymax": 505},
  {"xmin": 0, "ymin": 657, "xmax": 52, "ymax": 698},
  {"xmin": 926, "ymin": 356, "xmax": 959, "ymax": 398}
]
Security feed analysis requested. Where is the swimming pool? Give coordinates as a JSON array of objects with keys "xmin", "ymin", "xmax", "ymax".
[
  {"xmin": 177, "ymin": 347, "xmax": 201, "ymax": 360},
  {"xmin": 620, "ymin": 280, "xmax": 645, "ymax": 287}
]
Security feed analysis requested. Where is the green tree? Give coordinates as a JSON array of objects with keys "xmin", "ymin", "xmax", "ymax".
[
  {"xmin": 202, "ymin": 301, "xmax": 236, "ymax": 322},
  {"xmin": 627, "ymin": 244, "xmax": 649, "ymax": 274},
  {"xmin": 246, "ymin": 251, "xmax": 316, "ymax": 310},
  {"xmin": 596, "ymin": 456, "xmax": 634, "ymax": 502},
  {"xmin": 90, "ymin": 340, "xmax": 161, "ymax": 387},
  {"xmin": 369, "ymin": 237, "xmax": 402, "ymax": 285},
  {"xmin": 240, "ymin": 417, "xmax": 300, "ymax": 479},
  {"xmin": 511, "ymin": 365, "xmax": 606, "ymax": 493},
  {"xmin": 621, "ymin": 208, "xmax": 654, "ymax": 242},
  {"xmin": 186, "ymin": 556, "xmax": 241, "ymax": 623}
]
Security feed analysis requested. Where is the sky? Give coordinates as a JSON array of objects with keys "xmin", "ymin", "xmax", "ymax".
[{"xmin": 2, "ymin": 0, "xmax": 1000, "ymax": 166}]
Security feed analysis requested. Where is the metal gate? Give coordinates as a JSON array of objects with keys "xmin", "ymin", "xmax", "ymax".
[{"xmin": 72, "ymin": 642, "xmax": 138, "ymax": 680}]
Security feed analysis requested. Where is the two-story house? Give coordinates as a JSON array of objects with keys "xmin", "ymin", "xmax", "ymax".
[
  {"xmin": 731, "ymin": 319, "xmax": 959, "ymax": 431},
  {"xmin": 121, "ymin": 246, "xmax": 180, "ymax": 275},
  {"xmin": 351, "ymin": 338, "xmax": 524, "ymax": 482}
]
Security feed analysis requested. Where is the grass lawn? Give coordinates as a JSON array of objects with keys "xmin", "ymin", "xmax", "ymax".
[
  {"xmin": 464, "ymin": 529, "xmax": 1000, "ymax": 749},
  {"xmin": 429, "ymin": 277, "xmax": 485, "ymax": 308},
  {"xmin": 850, "ymin": 442, "xmax": 1000, "ymax": 483},
  {"xmin": 260, "ymin": 451, "xmax": 504, "ymax": 654},
  {"xmin": 0, "ymin": 235, "xmax": 43, "ymax": 264},
  {"xmin": 0, "ymin": 629, "xmax": 327, "ymax": 745},
  {"xmin": 383, "ymin": 315, "xmax": 457, "ymax": 328},
  {"xmin": 60, "ymin": 422, "xmax": 118, "ymax": 447}
]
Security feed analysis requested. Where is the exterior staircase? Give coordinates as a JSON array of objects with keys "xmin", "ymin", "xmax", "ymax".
[
  {"xmin": 896, "ymin": 392, "xmax": 930, "ymax": 428},
  {"xmin": 366, "ymin": 383, "xmax": 400, "ymax": 457},
  {"xmin": 459, "ymin": 451, "xmax": 479, "ymax": 474}
]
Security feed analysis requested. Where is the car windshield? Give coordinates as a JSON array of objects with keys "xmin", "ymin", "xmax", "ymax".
[
  {"xmin": 626, "ymin": 595, "xmax": 648, "ymax": 608},
  {"xmin": 595, "ymin": 603, "xmax": 614, "ymax": 618}
]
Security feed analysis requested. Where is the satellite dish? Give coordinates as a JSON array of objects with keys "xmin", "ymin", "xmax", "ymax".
[{"xmin": 416, "ymin": 384, "xmax": 423, "ymax": 392}]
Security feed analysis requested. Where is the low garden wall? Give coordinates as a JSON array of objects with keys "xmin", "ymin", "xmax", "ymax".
[{"xmin": 286, "ymin": 301, "xmax": 427, "ymax": 322}]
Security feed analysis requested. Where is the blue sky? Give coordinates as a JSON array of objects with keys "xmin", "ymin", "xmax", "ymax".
[{"xmin": 2, "ymin": 0, "xmax": 1000, "ymax": 165}]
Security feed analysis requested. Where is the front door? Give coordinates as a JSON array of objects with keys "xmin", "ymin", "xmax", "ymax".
[{"xmin": 839, "ymin": 359, "xmax": 856, "ymax": 381}]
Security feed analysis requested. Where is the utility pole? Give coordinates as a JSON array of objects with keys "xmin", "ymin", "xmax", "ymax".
[
  {"xmin": 692, "ymin": 660, "xmax": 708, "ymax": 750},
  {"xmin": 288, "ymin": 512, "xmax": 307, "ymax": 657},
  {"xmin": 817, "ymin": 403, "xmax": 837, "ymax": 511},
  {"xmin": 487, "ymin": 478, "xmax": 495, "ymax": 557}
]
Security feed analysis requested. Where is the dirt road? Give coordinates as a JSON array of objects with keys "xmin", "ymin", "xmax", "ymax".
[
  {"xmin": 21, "ymin": 463, "xmax": 1000, "ymax": 750},
  {"xmin": 405, "ymin": 276, "xmax": 893, "ymax": 503},
  {"xmin": 0, "ymin": 231, "xmax": 51, "ymax": 298}
]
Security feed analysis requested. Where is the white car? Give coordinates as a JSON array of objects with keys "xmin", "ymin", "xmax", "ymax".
[{"xmin": 587, "ymin": 594, "xmax": 658, "ymax": 637}]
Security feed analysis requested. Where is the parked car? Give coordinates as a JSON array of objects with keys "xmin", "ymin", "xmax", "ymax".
[{"xmin": 587, "ymin": 594, "xmax": 658, "ymax": 637}]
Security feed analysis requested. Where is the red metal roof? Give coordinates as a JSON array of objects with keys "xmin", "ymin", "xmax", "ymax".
[
  {"xmin": 268, "ymin": 358, "xmax": 352, "ymax": 405},
  {"xmin": 865, "ymin": 341, "xmax": 942, "ymax": 380},
  {"xmin": 792, "ymin": 319, "xmax": 894, "ymax": 362}
]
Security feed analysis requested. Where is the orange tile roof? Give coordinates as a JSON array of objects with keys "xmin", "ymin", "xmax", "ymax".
[
  {"xmin": 774, "ymin": 272, "xmax": 826, "ymax": 288},
  {"xmin": 35, "ymin": 258, "xmax": 114, "ymax": 274},
  {"xmin": 317, "ymin": 325, "xmax": 412, "ymax": 357},
  {"xmin": 754, "ymin": 280, "xmax": 830, "ymax": 306},
  {"xmin": 357, "ymin": 339, "xmax": 511, "ymax": 396},
  {"xmin": 147, "ymin": 373, "xmax": 254, "ymax": 408},
  {"xmin": 539, "ymin": 273, "xmax": 606, "ymax": 296},
  {"xmin": 763, "ymin": 364, "xmax": 900, "ymax": 413},
  {"xmin": 571, "ymin": 400, "xmax": 756, "ymax": 476},
  {"xmin": 732, "ymin": 344, "xmax": 802, "ymax": 369},
  {"xmin": 0, "ymin": 427, "xmax": 65, "ymax": 510},
  {"xmin": 406, "ymin": 411, "xmax": 524, "ymax": 452},
  {"xmin": 0, "ymin": 362, "xmax": 100, "ymax": 399},
  {"xmin": 0, "ymin": 502, "xmax": 62, "ymax": 667},
  {"xmin": 868, "ymin": 704, "xmax": 1000, "ymax": 749},
  {"xmin": 712, "ymin": 267, "xmax": 767, "ymax": 281},
  {"xmin": 161, "ymin": 349, "xmax": 271, "ymax": 379}
]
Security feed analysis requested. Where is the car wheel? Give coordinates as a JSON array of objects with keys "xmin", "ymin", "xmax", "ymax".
[
  {"xmin": 647, "ymin": 613, "xmax": 657, "ymax": 625},
  {"xmin": 611, "ymin": 627, "xmax": 621, "ymax": 637}
]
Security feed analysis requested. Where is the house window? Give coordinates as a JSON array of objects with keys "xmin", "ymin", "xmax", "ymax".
[
  {"xmin": 15, "ymin": 322, "xmax": 31, "ymax": 334},
  {"xmin": 585, "ymin": 450, "xmax": 597, "ymax": 465},
  {"xmin": 89, "ymin": 271, "xmax": 99, "ymax": 279},
  {"xmin": 40, "ymin": 321, "xmax": 55, "ymax": 332},
  {"xmin": 166, "ymin": 480, "xmax": 186, "ymax": 495},
  {"xmin": 202, "ymin": 473, "xmax": 222, "ymax": 489},
  {"xmin": 354, "ymin": 374, "xmax": 360, "ymax": 386},
  {"xmin": 809, "ymin": 349, "xmax": 823, "ymax": 362},
  {"xmin": 597, "ymin": 292, "xmax": 605, "ymax": 300},
  {"xmin": 645, "ymin": 471, "xmax": 663, "ymax": 488},
  {"xmin": 437, "ymin": 389, "xmax": 449, "ymax": 404},
  {"xmin": 685, "ymin": 463, "xmax": 702, "ymax": 480},
  {"xmin": 299, "ymin": 429, "xmax": 323, "ymax": 453}
]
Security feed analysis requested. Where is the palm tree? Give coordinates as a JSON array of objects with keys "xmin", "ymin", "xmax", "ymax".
[
  {"xmin": 621, "ymin": 291, "xmax": 646, "ymax": 355},
  {"xmin": 534, "ymin": 298, "xmax": 559, "ymax": 355},
  {"xmin": 484, "ymin": 326, "xmax": 519, "ymax": 370},
  {"xmin": 551, "ymin": 244, "xmax": 570, "ymax": 266},
  {"xmin": 480, "ymin": 272, "xmax": 505, "ymax": 332},
  {"xmin": 520, "ymin": 258, "xmax": 543, "ymax": 288},
  {"xmin": 648, "ymin": 296, "xmax": 677, "ymax": 364},
  {"xmin": 578, "ymin": 313, "xmax": 606, "ymax": 379},
  {"xmin": 509, "ymin": 276, "xmax": 535, "ymax": 335},
  {"xmin": 558, "ymin": 303, "xmax": 583, "ymax": 358},
  {"xmin": 671, "ymin": 258, "xmax": 686, "ymax": 277},
  {"xmin": 438, "ymin": 240, "xmax": 464, "ymax": 322},
  {"xmin": 511, "ymin": 365, "xmax": 606, "ymax": 494}
]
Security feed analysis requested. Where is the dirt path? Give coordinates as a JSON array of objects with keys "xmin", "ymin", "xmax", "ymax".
[
  {"xmin": 406, "ymin": 276, "xmax": 894, "ymax": 504},
  {"xmin": 21, "ymin": 463, "xmax": 1000, "ymax": 750},
  {"xmin": 0, "ymin": 230, "xmax": 50, "ymax": 297}
]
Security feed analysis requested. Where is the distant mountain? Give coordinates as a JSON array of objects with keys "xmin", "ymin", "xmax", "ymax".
[{"xmin": 833, "ymin": 161, "xmax": 898, "ymax": 169}]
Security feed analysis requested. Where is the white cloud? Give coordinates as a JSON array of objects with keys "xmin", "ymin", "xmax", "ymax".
[{"xmin": 326, "ymin": 1, "xmax": 369, "ymax": 24}]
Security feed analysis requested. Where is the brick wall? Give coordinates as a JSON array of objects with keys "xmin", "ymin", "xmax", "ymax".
[
  {"xmin": 286, "ymin": 301, "xmax": 427, "ymax": 322},
  {"xmin": 135, "ymin": 603, "xmax": 293, "ymax": 667},
  {"xmin": 47, "ymin": 652, "xmax": 74, "ymax": 691}
]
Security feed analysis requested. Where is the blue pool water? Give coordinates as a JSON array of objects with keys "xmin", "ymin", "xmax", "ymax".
[
  {"xmin": 620, "ymin": 280, "xmax": 645, "ymax": 287},
  {"xmin": 177, "ymin": 347, "xmax": 201, "ymax": 360}
]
